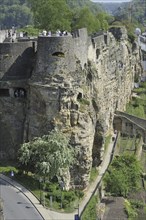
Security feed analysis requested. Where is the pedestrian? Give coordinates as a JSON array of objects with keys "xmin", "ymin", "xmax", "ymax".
[
  {"xmin": 56, "ymin": 30, "xmax": 59, "ymax": 36},
  {"xmin": 48, "ymin": 31, "xmax": 51, "ymax": 37},
  {"xmin": 42, "ymin": 30, "xmax": 47, "ymax": 36}
]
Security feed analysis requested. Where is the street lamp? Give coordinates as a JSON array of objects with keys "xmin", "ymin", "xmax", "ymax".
[
  {"xmin": 39, "ymin": 177, "xmax": 42, "ymax": 204},
  {"xmin": 59, "ymin": 180, "xmax": 65, "ymax": 209}
]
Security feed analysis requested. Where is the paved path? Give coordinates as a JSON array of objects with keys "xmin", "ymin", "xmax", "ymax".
[
  {"xmin": 0, "ymin": 133, "xmax": 117, "ymax": 220},
  {"xmin": 102, "ymin": 197, "xmax": 127, "ymax": 220}
]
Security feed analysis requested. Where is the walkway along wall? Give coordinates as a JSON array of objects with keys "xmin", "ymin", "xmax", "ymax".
[{"xmin": 80, "ymin": 133, "xmax": 118, "ymax": 219}]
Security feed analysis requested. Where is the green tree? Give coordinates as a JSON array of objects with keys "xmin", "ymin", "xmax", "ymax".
[
  {"xmin": 0, "ymin": 0, "xmax": 33, "ymax": 28},
  {"xmin": 72, "ymin": 7, "xmax": 100, "ymax": 34},
  {"xmin": 66, "ymin": 0, "xmax": 103, "ymax": 15},
  {"xmin": 104, "ymin": 154, "xmax": 142, "ymax": 197},
  {"xmin": 18, "ymin": 130, "xmax": 74, "ymax": 180},
  {"xmin": 96, "ymin": 12, "xmax": 110, "ymax": 31},
  {"xmin": 28, "ymin": 0, "xmax": 72, "ymax": 31}
]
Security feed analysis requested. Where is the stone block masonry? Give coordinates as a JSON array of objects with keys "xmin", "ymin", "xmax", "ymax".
[
  {"xmin": 0, "ymin": 41, "xmax": 36, "ymax": 80},
  {"xmin": 0, "ymin": 30, "xmax": 8, "ymax": 43}
]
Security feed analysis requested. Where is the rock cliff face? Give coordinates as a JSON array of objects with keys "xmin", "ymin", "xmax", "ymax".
[{"xmin": 0, "ymin": 27, "xmax": 142, "ymax": 188}]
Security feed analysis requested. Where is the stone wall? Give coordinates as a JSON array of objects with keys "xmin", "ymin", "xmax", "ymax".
[
  {"xmin": 116, "ymin": 111, "xmax": 146, "ymax": 129},
  {"xmin": 114, "ymin": 111, "xmax": 146, "ymax": 143},
  {"xmin": 0, "ymin": 27, "xmax": 143, "ymax": 188},
  {"xmin": 0, "ymin": 41, "xmax": 35, "ymax": 159},
  {"xmin": 32, "ymin": 28, "xmax": 88, "ymax": 83},
  {"xmin": 27, "ymin": 27, "xmax": 142, "ymax": 188},
  {"xmin": 0, "ymin": 80, "xmax": 28, "ymax": 159},
  {"xmin": 0, "ymin": 30, "xmax": 8, "ymax": 43},
  {"xmin": 0, "ymin": 41, "xmax": 36, "ymax": 80}
]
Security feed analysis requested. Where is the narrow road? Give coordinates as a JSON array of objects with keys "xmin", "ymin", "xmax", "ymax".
[
  {"xmin": 0, "ymin": 133, "xmax": 117, "ymax": 220},
  {"xmin": 0, "ymin": 178, "xmax": 43, "ymax": 220}
]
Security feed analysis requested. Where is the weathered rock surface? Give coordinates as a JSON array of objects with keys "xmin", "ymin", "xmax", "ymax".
[{"xmin": 0, "ymin": 27, "xmax": 142, "ymax": 188}]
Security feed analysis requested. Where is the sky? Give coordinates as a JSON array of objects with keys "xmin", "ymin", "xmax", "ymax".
[{"xmin": 91, "ymin": 0, "xmax": 132, "ymax": 2}]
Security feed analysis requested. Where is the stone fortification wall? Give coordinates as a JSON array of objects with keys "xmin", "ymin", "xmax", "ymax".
[
  {"xmin": 0, "ymin": 80, "xmax": 28, "ymax": 159},
  {"xmin": 86, "ymin": 27, "xmax": 140, "ymax": 131},
  {"xmin": 73, "ymin": 28, "xmax": 88, "ymax": 68},
  {"xmin": 0, "ymin": 27, "xmax": 143, "ymax": 189},
  {"xmin": 0, "ymin": 41, "xmax": 36, "ymax": 80},
  {"xmin": 116, "ymin": 111, "xmax": 146, "ymax": 129},
  {"xmin": 0, "ymin": 41, "xmax": 36, "ymax": 159},
  {"xmin": 26, "ymin": 27, "xmax": 142, "ymax": 188},
  {"xmin": 32, "ymin": 36, "xmax": 76, "ymax": 80},
  {"xmin": 32, "ymin": 28, "xmax": 88, "ymax": 82},
  {"xmin": 0, "ymin": 30, "xmax": 8, "ymax": 43},
  {"xmin": 114, "ymin": 114, "xmax": 146, "ymax": 143},
  {"xmin": 92, "ymin": 33, "xmax": 106, "ymax": 47}
]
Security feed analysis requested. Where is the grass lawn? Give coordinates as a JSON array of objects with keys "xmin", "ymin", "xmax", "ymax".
[{"xmin": 118, "ymin": 136, "xmax": 135, "ymax": 154}]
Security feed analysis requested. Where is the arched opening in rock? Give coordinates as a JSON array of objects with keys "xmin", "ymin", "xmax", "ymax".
[
  {"xmin": 96, "ymin": 49, "xmax": 100, "ymax": 59},
  {"xmin": 14, "ymin": 88, "xmax": 26, "ymax": 98},
  {"xmin": 77, "ymin": 92, "xmax": 83, "ymax": 100},
  {"xmin": 52, "ymin": 52, "xmax": 65, "ymax": 57}
]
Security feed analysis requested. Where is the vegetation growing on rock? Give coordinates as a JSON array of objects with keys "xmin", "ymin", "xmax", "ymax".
[{"xmin": 104, "ymin": 154, "xmax": 142, "ymax": 197}]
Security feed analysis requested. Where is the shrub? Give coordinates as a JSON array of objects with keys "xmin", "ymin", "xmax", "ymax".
[
  {"xmin": 78, "ymin": 98, "xmax": 90, "ymax": 106},
  {"xmin": 82, "ymin": 196, "xmax": 98, "ymax": 220},
  {"xmin": 128, "ymin": 32, "xmax": 135, "ymax": 43},
  {"xmin": 104, "ymin": 154, "xmax": 142, "ymax": 197},
  {"xmin": 75, "ymin": 190, "xmax": 84, "ymax": 199},
  {"xmin": 45, "ymin": 182, "xmax": 84, "ymax": 209},
  {"xmin": 124, "ymin": 199, "xmax": 138, "ymax": 219},
  {"xmin": 130, "ymin": 200, "xmax": 145, "ymax": 209}
]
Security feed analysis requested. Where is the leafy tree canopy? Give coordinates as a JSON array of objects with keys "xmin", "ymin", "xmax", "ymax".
[
  {"xmin": 0, "ymin": 0, "xmax": 112, "ymax": 34},
  {"xmin": 18, "ymin": 130, "xmax": 74, "ymax": 180},
  {"xmin": 0, "ymin": 0, "xmax": 32, "ymax": 28},
  {"xmin": 72, "ymin": 7, "xmax": 100, "ymax": 34},
  {"xmin": 66, "ymin": 0, "xmax": 103, "ymax": 14},
  {"xmin": 2, "ymin": 0, "xmax": 143, "ymax": 35},
  {"xmin": 28, "ymin": 0, "xmax": 72, "ymax": 31},
  {"xmin": 28, "ymin": 0, "xmax": 110, "ymax": 33},
  {"xmin": 104, "ymin": 154, "xmax": 142, "ymax": 197}
]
